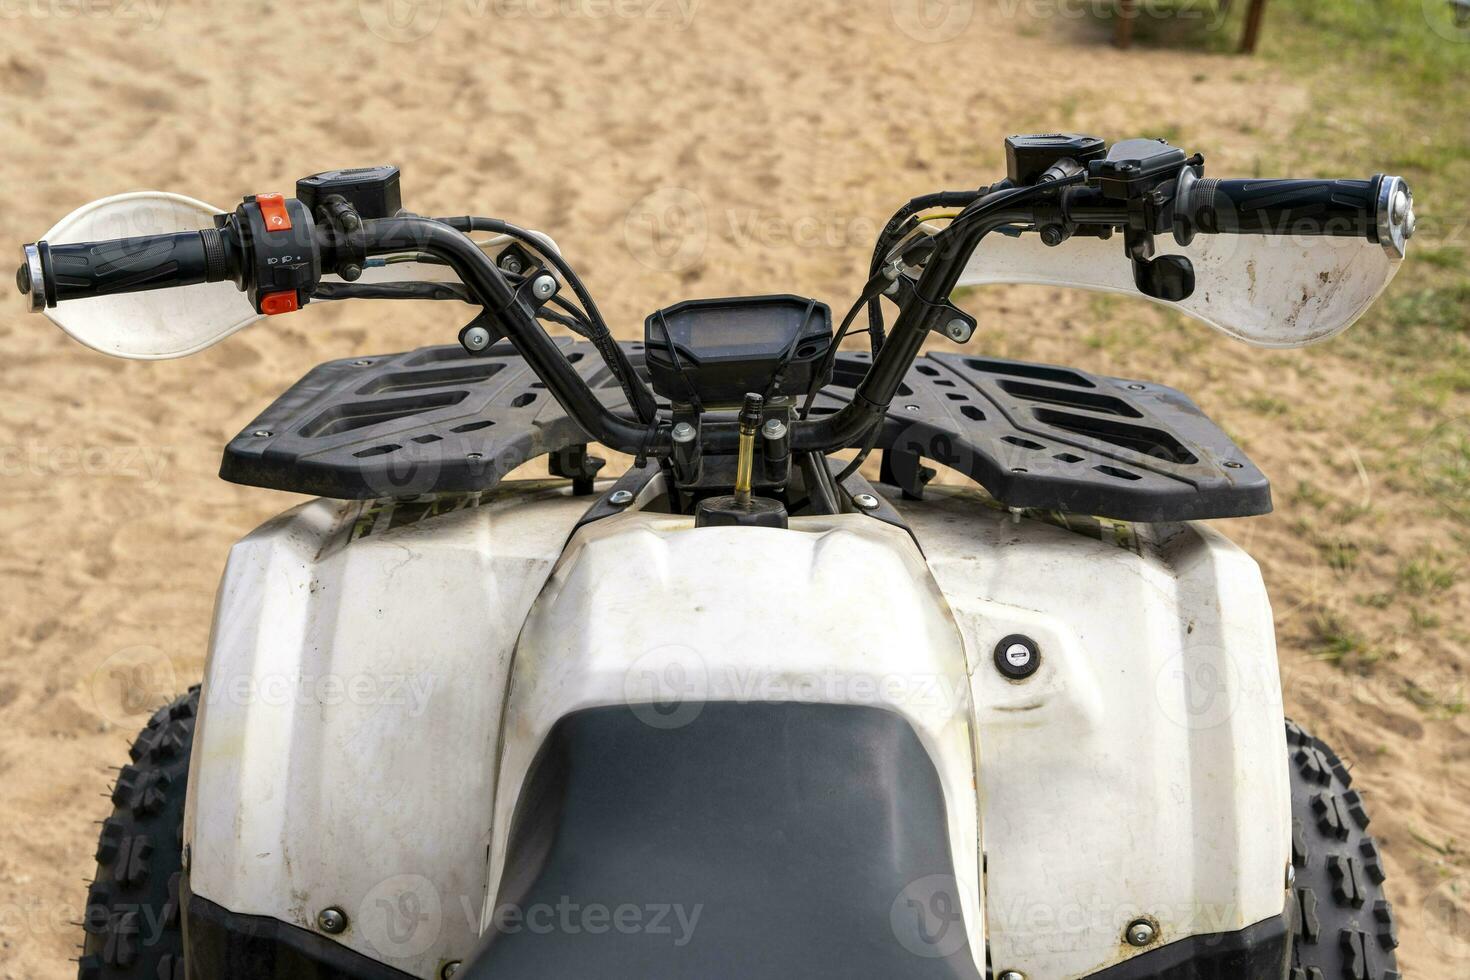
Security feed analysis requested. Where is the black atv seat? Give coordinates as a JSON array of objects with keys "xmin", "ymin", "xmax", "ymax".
[{"xmin": 460, "ymin": 702, "xmax": 983, "ymax": 980}]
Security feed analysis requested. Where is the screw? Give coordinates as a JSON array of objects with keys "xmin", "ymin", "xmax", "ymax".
[
  {"xmin": 1126, "ymin": 919, "xmax": 1156, "ymax": 947},
  {"xmin": 339, "ymin": 263, "xmax": 363, "ymax": 282},
  {"xmin": 671, "ymin": 422, "xmax": 697, "ymax": 443},
  {"xmin": 317, "ymin": 907, "xmax": 348, "ymax": 934},
  {"xmin": 1127, "ymin": 383, "xmax": 1146, "ymax": 390},
  {"xmin": 1039, "ymin": 225, "xmax": 1066, "ymax": 247},
  {"xmin": 762, "ymin": 419, "xmax": 788, "ymax": 441},
  {"xmin": 999, "ymin": 972, "xmax": 1026, "ymax": 980},
  {"xmin": 499, "ymin": 254, "xmax": 523, "ymax": 275},
  {"xmin": 1224, "ymin": 461, "xmax": 1244, "ymax": 469},
  {"xmin": 253, "ymin": 429, "xmax": 272, "ymax": 438},
  {"xmin": 609, "ymin": 489, "xmax": 635, "ymax": 507},
  {"xmin": 353, "ymin": 360, "xmax": 373, "ymax": 367},
  {"xmin": 531, "ymin": 274, "xmax": 558, "ymax": 300},
  {"xmin": 905, "ymin": 404, "xmax": 921, "ymax": 412},
  {"xmin": 463, "ymin": 326, "xmax": 492, "ymax": 352},
  {"xmin": 944, "ymin": 318, "xmax": 971, "ymax": 342},
  {"xmin": 853, "ymin": 493, "xmax": 880, "ymax": 511},
  {"xmin": 467, "ymin": 452, "xmax": 483, "ymax": 461},
  {"xmin": 441, "ymin": 962, "xmax": 462, "ymax": 979}
]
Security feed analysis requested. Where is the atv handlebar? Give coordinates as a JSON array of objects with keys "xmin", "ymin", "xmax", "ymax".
[
  {"xmin": 1175, "ymin": 174, "xmax": 1414, "ymax": 256},
  {"xmin": 17, "ymin": 141, "xmax": 1416, "ymax": 465},
  {"xmin": 18, "ymin": 230, "xmax": 239, "ymax": 311}
]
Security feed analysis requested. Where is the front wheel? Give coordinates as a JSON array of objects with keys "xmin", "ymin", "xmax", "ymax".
[
  {"xmin": 79, "ymin": 687, "xmax": 197, "ymax": 980},
  {"xmin": 1286, "ymin": 720, "xmax": 1401, "ymax": 980}
]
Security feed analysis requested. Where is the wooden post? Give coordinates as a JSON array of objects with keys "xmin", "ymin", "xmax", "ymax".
[
  {"xmin": 1240, "ymin": 0, "xmax": 1268, "ymax": 54},
  {"xmin": 1115, "ymin": 0, "xmax": 1137, "ymax": 49}
]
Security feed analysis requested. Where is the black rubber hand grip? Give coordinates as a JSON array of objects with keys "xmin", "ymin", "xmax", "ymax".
[
  {"xmin": 35, "ymin": 229, "xmax": 235, "ymax": 306},
  {"xmin": 1186, "ymin": 176, "xmax": 1381, "ymax": 240}
]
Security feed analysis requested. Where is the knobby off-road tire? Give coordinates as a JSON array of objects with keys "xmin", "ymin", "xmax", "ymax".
[
  {"xmin": 1286, "ymin": 719, "xmax": 1401, "ymax": 980},
  {"xmin": 78, "ymin": 687, "xmax": 198, "ymax": 980}
]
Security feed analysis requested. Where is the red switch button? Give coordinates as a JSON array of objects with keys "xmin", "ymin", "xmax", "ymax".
[
  {"xmin": 260, "ymin": 290, "xmax": 299, "ymax": 316},
  {"xmin": 256, "ymin": 193, "xmax": 293, "ymax": 233}
]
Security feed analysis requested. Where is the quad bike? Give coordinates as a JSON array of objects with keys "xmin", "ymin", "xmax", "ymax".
[{"xmin": 19, "ymin": 134, "xmax": 1415, "ymax": 980}]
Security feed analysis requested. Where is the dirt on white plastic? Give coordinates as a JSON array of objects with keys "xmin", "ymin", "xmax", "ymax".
[{"xmin": 0, "ymin": 3, "xmax": 1463, "ymax": 978}]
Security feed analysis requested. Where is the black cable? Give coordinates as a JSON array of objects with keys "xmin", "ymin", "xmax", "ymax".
[
  {"xmin": 799, "ymin": 271, "xmax": 889, "ymax": 421},
  {"xmin": 313, "ymin": 281, "xmax": 475, "ymax": 302},
  {"xmin": 864, "ymin": 189, "xmax": 986, "ymax": 355},
  {"xmin": 441, "ymin": 216, "xmax": 658, "ymax": 424},
  {"xmin": 761, "ymin": 296, "xmax": 819, "ymax": 403},
  {"xmin": 833, "ymin": 417, "xmax": 883, "ymax": 485}
]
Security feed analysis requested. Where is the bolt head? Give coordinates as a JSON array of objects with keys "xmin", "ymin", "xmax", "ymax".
[
  {"xmin": 531, "ymin": 274, "xmax": 558, "ymax": 300},
  {"xmin": 463, "ymin": 326, "xmax": 492, "ymax": 352},
  {"xmin": 853, "ymin": 493, "xmax": 880, "ymax": 511},
  {"xmin": 253, "ymin": 429, "xmax": 272, "ymax": 438},
  {"xmin": 441, "ymin": 962, "xmax": 462, "ymax": 979},
  {"xmin": 945, "ymin": 318, "xmax": 971, "ymax": 342},
  {"xmin": 340, "ymin": 263, "xmax": 363, "ymax": 282},
  {"xmin": 671, "ymin": 422, "xmax": 697, "ymax": 443},
  {"xmin": 1126, "ymin": 919, "xmax": 1156, "ymax": 947},
  {"xmin": 499, "ymin": 255, "xmax": 523, "ymax": 275},
  {"xmin": 999, "ymin": 972, "xmax": 1026, "ymax": 980},
  {"xmin": 609, "ymin": 489, "xmax": 635, "ymax": 507},
  {"xmin": 317, "ymin": 907, "xmax": 347, "ymax": 934},
  {"xmin": 762, "ymin": 419, "xmax": 788, "ymax": 440}
]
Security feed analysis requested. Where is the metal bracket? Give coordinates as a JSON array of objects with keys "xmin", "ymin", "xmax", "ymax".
[{"xmin": 890, "ymin": 275, "xmax": 976, "ymax": 344}]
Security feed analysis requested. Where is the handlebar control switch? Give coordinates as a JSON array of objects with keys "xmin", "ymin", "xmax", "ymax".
[{"xmin": 235, "ymin": 195, "xmax": 321, "ymax": 315}]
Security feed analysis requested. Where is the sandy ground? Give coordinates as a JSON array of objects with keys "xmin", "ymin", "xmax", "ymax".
[{"xmin": 0, "ymin": 1, "xmax": 1464, "ymax": 977}]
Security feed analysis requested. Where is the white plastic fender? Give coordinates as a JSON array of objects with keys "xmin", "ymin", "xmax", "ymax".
[
  {"xmin": 895, "ymin": 486, "xmax": 1290, "ymax": 979},
  {"xmin": 185, "ymin": 480, "xmax": 1289, "ymax": 980},
  {"xmin": 483, "ymin": 510, "xmax": 986, "ymax": 968},
  {"xmin": 183, "ymin": 485, "xmax": 596, "ymax": 977}
]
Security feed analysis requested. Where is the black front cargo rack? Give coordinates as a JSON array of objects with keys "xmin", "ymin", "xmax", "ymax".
[{"xmin": 221, "ymin": 339, "xmax": 1270, "ymax": 523}]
